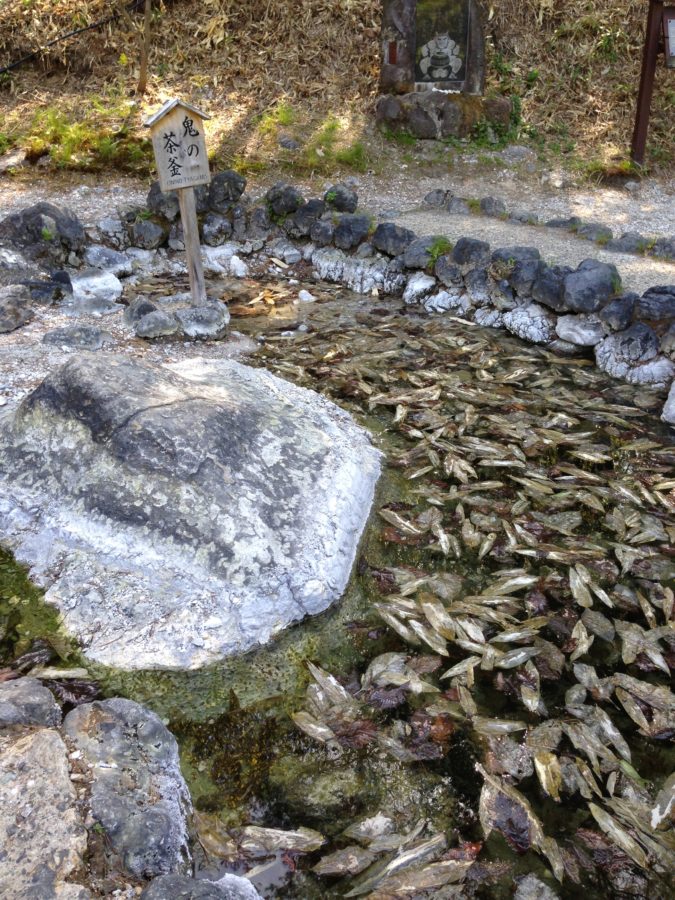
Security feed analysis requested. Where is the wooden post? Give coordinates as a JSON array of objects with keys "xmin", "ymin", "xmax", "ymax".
[
  {"xmin": 631, "ymin": 0, "xmax": 665, "ymax": 165},
  {"xmin": 145, "ymin": 100, "xmax": 212, "ymax": 307},
  {"xmin": 137, "ymin": 0, "xmax": 152, "ymax": 95},
  {"xmin": 178, "ymin": 187, "xmax": 207, "ymax": 306}
]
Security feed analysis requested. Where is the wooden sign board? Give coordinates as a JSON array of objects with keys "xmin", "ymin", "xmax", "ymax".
[{"xmin": 146, "ymin": 99, "xmax": 211, "ymax": 193}]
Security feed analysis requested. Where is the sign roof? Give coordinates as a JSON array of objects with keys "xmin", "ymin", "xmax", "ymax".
[{"xmin": 144, "ymin": 98, "xmax": 211, "ymax": 129}]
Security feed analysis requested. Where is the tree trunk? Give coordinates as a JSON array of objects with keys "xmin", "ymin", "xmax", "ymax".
[{"xmin": 137, "ymin": 0, "xmax": 152, "ymax": 95}]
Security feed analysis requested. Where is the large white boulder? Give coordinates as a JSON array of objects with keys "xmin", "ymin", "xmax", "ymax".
[{"xmin": 0, "ymin": 354, "xmax": 381, "ymax": 670}]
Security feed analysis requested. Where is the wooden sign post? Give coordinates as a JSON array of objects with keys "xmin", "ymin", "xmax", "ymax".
[
  {"xmin": 631, "ymin": 1, "xmax": 675, "ymax": 165},
  {"xmin": 145, "ymin": 99, "xmax": 211, "ymax": 306}
]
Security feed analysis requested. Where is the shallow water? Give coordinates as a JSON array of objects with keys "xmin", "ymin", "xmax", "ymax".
[{"xmin": 2, "ymin": 287, "xmax": 674, "ymax": 898}]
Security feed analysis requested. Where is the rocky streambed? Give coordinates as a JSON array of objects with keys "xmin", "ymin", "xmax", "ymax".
[{"xmin": 1, "ymin": 178, "xmax": 674, "ymax": 898}]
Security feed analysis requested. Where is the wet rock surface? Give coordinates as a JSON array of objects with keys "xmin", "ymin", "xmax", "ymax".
[
  {"xmin": 64, "ymin": 698, "xmax": 191, "ymax": 878},
  {"xmin": 0, "ymin": 354, "xmax": 381, "ymax": 669},
  {"xmin": 141, "ymin": 874, "xmax": 262, "ymax": 899}
]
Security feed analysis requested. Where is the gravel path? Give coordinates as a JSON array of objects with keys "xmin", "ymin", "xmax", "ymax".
[{"xmin": 391, "ymin": 208, "xmax": 675, "ymax": 296}]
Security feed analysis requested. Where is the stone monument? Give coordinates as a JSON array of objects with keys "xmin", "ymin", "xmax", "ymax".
[{"xmin": 376, "ymin": 1, "xmax": 509, "ymax": 141}]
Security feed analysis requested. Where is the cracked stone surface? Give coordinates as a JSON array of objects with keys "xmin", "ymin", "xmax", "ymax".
[{"xmin": 0, "ymin": 354, "xmax": 381, "ymax": 669}]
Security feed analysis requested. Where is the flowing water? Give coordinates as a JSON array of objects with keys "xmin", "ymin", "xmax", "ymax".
[{"xmin": 1, "ymin": 285, "xmax": 674, "ymax": 899}]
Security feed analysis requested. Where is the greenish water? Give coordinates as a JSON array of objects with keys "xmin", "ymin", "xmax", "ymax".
[{"xmin": 2, "ymin": 291, "xmax": 675, "ymax": 898}]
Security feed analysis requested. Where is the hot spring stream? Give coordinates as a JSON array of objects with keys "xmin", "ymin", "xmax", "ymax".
[{"xmin": 1, "ymin": 285, "xmax": 674, "ymax": 899}]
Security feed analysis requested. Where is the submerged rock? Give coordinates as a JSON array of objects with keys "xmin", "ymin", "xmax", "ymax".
[
  {"xmin": 142, "ymin": 874, "xmax": 262, "ymax": 899},
  {"xmin": 0, "ymin": 355, "xmax": 380, "ymax": 669}
]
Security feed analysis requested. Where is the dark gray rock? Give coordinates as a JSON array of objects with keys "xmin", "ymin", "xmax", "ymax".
[
  {"xmin": 652, "ymin": 237, "xmax": 675, "ymax": 260},
  {"xmin": 284, "ymin": 199, "xmax": 326, "ymax": 238},
  {"xmin": 660, "ymin": 323, "xmax": 675, "ymax": 359},
  {"xmin": 43, "ymin": 325, "xmax": 115, "ymax": 351},
  {"xmin": 334, "ymin": 214, "xmax": 371, "ymax": 251},
  {"xmin": 0, "ymin": 245, "xmax": 46, "ymax": 289},
  {"xmin": 246, "ymin": 206, "xmax": 273, "ymax": 242},
  {"xmin": 545, "ymin": 216, "xmax": 582, "ymax": 230},
  {"xmin": 208, "ymin": 170, "xmax": 247, "ymax": 213},
  {"xmin": 563, "ymin": 260, "xmax": 621, "ymax": 313},
  {"xmin": 434, "ymin": 255, "xmax": 463, "ymax": 288},
  {"xmin": 0, "ymin": 677, "xmax": 61, "ymax": 727},
  {"xmin": 147, "ymin": 182, "xmax": 180, "ymax": 221},
  {"xmin": 598, "ymin": 294, "xmax": 637, "ymax": 332},
  {"xmin": 64, "ymin": 699, "xmax": 191, "ymax": 878},
  {"xmin": 532, "ymin": 265, "xmax": 570, "ymax": 312},
  {"xmin": 606, "ymin": 232, "xmax": 650, "ymax": 254},
  {"xmin": 23, "ymin": 277, "xmax": 68, "ymax": 306},
  {"xmin": 423, "ymin": 189, "xmax": 447, "ymax": 208},
  {"xmin": 135, "ymin": 310, "xmax": 181, "ymax": 339},
  {"xmin": 142, "ymin": 874, "xmax": 262, "ymax": 900},
  {"xmin": 354, "ymin": 242, "xmax": 375, "ymax": 259},
  {"xmin": 309, "ymin": 218, "xmax": 334, "ymax": 247},
  {"xmin": 447, "ymin": 196, "xmax": 470, "ymax": 214},
  {"xmin": 324, "ymin": 184, "xmax": 358, "ymax": 213},
  {"xmin": 509, "ymin": 258, "xmax": 542, "ymax": 297},
  {"xmin": 403, "ymin": 236, "xmax": 438, "ymax": 269},
  {"xmin": 124, "ymin": 296, "xmax": 158, "ymax": 325},
  {"xmin": 372, "ymin": 222, "xmax": 416, "ymax": 257},
  {"xmin": 407, "ymin": 103, "xmax": 437, "ymax": 139},
  {"xmin": 266, "ymin": 182, "xmax": 304, "ymax": 217},
  {"xmin": 492, "ymin": 246, "xmax": 541, "ymax": 266},
  {"xmin": 603, "ymin": 323, "xmax": 660, "ymax": 365},
  {"xmin": 267, "ymin": 238, "xmax": 302, "ymax": 265},
  {"xmin": 168, "ymin": 221, "xmax": 185, "ymax": 252},
  {"xmin": 452, "ymin": 237, "xmax": 490, "ymax": 267},
  {"xmin": 175, "ymin": 302, "xmax": 230, "ymax": 340},
  {"xmin": 0, "ymin": 202, "xmax": 86, "ymax": 266},
  {"xmin": 131, "ymin": 219, "xmax": 168, "ymax": 251},
  {"xmin": 231, "ymin": 204, "xmax": 247, "ymax": 241},
  {"xmin": 464, "ymin": 267, "xmax": 491, "ymax": 305},
  {"xmin": 480, "ymin": 196, "xmax": 506, "ymax": 217},
  {"xmin": 576, "ymin": 222, "xmax": 613, "ymax": 243},
  {"xmin": 383, "ymin": 257, "xmax": 407, "ymax": 294},
  {"xmin": 0, "ymin": 355, "xmax": 381, "ymax": 669},
  {"xmin": 202, "ymin": 213, "xmax": 233, "ymax": 247},
  {"xmin": 279, "ymin": 136, "xmax": 300, "ymax": 151},
  {"xmin": 635, "ymin": 285, "xmax": 675, "ymax": 323},
  {"xmin": 0, "ymin": 284, "xmax": 34, "ymax": 333}
]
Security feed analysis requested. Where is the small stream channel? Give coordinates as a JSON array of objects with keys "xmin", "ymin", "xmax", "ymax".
[{"xmin": 1, "ymin": 284, "xmax": 674, "ymax": 898}]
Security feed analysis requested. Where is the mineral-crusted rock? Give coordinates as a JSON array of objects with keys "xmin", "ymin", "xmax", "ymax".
[
  {"xmin": 503, "ymin": 303, "xmax": 556, "ymax": 344},
  {"xmin": 0, "ymin": 283, "xmax": 33, "ymax": 333},
  {"xmin": 0, "ymin": 355, "xmax": 380, "ymax": 669},
  {"xmin": 83, "ymin": 244, "xmax": 133, "ymax": 277},
  {"xmin": 141, "ymin": 874, "xmax": 262, "ymax": 900},
  {"xmin": 596, "ymin": 332, "xmax": 675, "ymax": 387},
  {"xmin": 42, "ymin": 325, "xmax": 115, "ymax": 351},
  {"xmin": 555, "ymin": 314, "xmax": 605, "ymax": 346},
  {"xmin": 175, "ymin": 302, "xmax": 230, "ymax": 340},
  {"xmin": 423, "ymin": 289, "xmax": 470, "ymax": 316},
  {"xmin": 69, "ymin": 268, "xmax": 123, "ymax": 314},
  {"xmin": 474, "ymin": 307, "xmax": 504, "ymax": 328},
  {"xmin": 64, "ymin": 699, "xmax": 191, "ymax": 878},
  {"xmin": 0, "ymin": 676, "xmax": 61, "ymax": 727},
  {"xmin": 0, "ymin": 728, "xmax": 88, "ymax": 898},
  {"xmin": 661, "ymin": 381, "xmax": 675, "ymax": 425},
  {"xmin": 312, "ymin": 247, "xmax": 387, "ymax": 294},
  {"xmin": 403, "ymin": 272, "xmax": 436, "ymax": 305}
]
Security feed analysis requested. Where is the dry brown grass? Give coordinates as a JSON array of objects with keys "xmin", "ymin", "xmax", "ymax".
[{"xmin": 0, "ymin": 1, "xmax": 672, "ymax": 174}]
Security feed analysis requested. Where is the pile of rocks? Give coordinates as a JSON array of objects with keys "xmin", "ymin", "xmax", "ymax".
[{"xmin": 0, "ymin": 676, "xmax": 260, "ymax": 898}]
